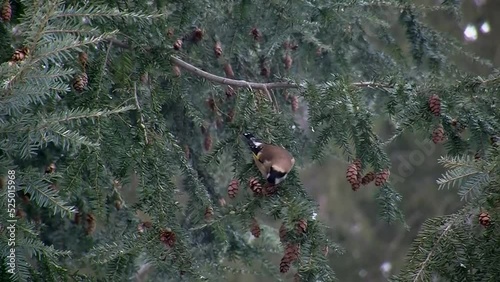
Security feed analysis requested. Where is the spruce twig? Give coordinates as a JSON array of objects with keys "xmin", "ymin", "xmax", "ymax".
[{"xmin": 133, "ymin": 82, "xmax": 148, "ymax": 145}]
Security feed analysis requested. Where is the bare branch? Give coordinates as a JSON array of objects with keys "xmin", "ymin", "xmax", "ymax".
[{"xmin": 170, "ymin": 56, "xmax": 299, "ymax": 90}]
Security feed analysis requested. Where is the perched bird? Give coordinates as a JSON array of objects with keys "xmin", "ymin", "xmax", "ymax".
[{"xmin": 243, "ymin": 132, "xmax": 295, "ymax": 185}]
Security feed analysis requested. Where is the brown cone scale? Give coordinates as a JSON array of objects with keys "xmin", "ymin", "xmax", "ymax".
[{"xmin": 227, "ymin": 179, "xmax": 239, "ymax": 199}]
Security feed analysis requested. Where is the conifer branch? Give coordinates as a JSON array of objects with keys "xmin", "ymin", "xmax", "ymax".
[
  {"xmin": 170, "ymin": 56, "xmax": 299, "ymax": 90},
  {"xmin": 171, "ymin": 56, "xmax": 394, "ymax": 92},
  {"xmin": 413, "ymin": 221, "xmax": 452, "ymax": 282},
  {"xmin": 133, "ymin": 82, "xmax": 148, "ymax": 144}
]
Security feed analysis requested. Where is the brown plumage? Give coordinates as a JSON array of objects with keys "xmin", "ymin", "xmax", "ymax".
[
  {"xmin": 254, "ymin": 145, "xmax": 295, "ymax": 176},
  {"xmin": 244, "ymin": 132, "xmax": 295, "ymax": 185}
]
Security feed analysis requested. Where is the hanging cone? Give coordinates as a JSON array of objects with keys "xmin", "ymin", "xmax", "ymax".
[
  {"xmin": 432, "ymin": 124, "xmax": 446, "ymax": 144},
  {"xmin": 284, "ymin": 53, "xmax": 292, "ymax": 70},
  {"xmin": 280, "ymin": 244, "xmax": 300, "ymax": 273},
  {"xmin": 73, "ymin": 72, "xmax": 88, "ymax": 92},
  {"xmin": 85, "ymin": 213, "xmax": 96, "ymax": 235},
  {"xmin": 250, "ymin": 218, "xmax": 261, "ymax": 238},
  {"xmin": 204, "ymin": 133, "xmax": 212, "ymax": 151},
  {"xmin": 291, "ymin": 95, "xmax": 298, "ymax": 112},
  {"xmin": 361, "ymin": 171, "xmax": 376, "ymax": 185},
  {"xmin": 204, "ymin": 206, "xmax": 214, "ymax": 221},
  {"xmin": 428, "ymin": 94, "xmax": 441, "ymax": 117},
  {"xmin": 279, "ymin": 223, "xmax": 287, "ymax": 243},
  {"xmin": 296, "ymin": 219, "xmax": 307, "ymax": 234},
  {"xmin": 249, "ymin": 177, "xmax": 263, "ymax": 196},
  {"xmin": 346, "ymin": 162, "xmax": 360, "ymax": 191},
  {"xmin": 173, "ymin": 39, "xmax": 183, "ymax": 50},
  {"xmin": 1, "ymin": 0, "xmax": 12, "ymax": 22},
  {"xmin": 251, "ymin": 27, "xmax": 261, "ymax": 41},
  {"xmin": 478, "ymin": 212, "xmax": 491, "ymax": 227},
  {"xmin": 224, "ymin": 63, "xmax": 234, "ymax": 78},
  {"xmin": 375, "ymin": 169, "xmax": 390, "ymax": 186},
  {"xmin": 45, "ymin": 163, "xmax": 56, "ymax": 174},
  {"xmin": 192, "ymin": 27, "xmax": 204, "ymax": 43},
  {"xmin": 214, "ymin": 41, "xmax": 223, "ymax": 58},
  {"xmin": 227, "ymin": 179, "xmax": 239, "ymax": 199},
  {"xmin": 78, "ymin": 52, "xmax": 88, "ymax": 68},
  {"xmin": 159, "ymin": 228, "xmax": 176, "ymax": 247}
]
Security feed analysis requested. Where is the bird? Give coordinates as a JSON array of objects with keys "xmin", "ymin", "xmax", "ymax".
[{"xmin": 242, "ymin": 132, "xmax": 295, "ymax": 185}]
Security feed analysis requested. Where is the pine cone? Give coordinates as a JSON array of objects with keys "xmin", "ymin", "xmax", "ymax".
[
  {"xmin": 74, "ymin": 212, "xmax": 80, "ymax": 225},
  {"xmin": 227, "ymin": 179, "xmax": 239, "ymax": 199},
  {"xmin": 192, "ymin": 27, "xmax": 204, "ymax": 43},
  {"xmin": 225, "ymin": 86, "xmax": 235, "ymax": 99},
  {"xmin": 346, "ymin": 162, "xmax": 360, "ymax": 190},
  {"xmin": 45, "ymin": 163, "xmax": 56, "ymax": 174},
  {"xmin": 260, "ymin": 65, "xmax": 270, "ymax": 78},
  {"xmin": 138, "ymin": 221, "xmax": 153, "ymax": 233},
  {"xmin": 264, "ymin": 183, "xmax": 278, "ymax": 196},
  {"xmin": 284, "ymin": 54, "xmax": 292, "ymax": 70},
  {"xmin": 206, "ymin": 98, "xmax": 215, "ymax": 112},
  {"xmin": 11, "ymin": 47, "xmax": 29, "ymax": 62},
  {"xmin": 203, "ymin": 133, "xmax": 212, "ymax": 151},
  {"xmin": 173, "ymin": 39, "xmax": 183, "ymax": 50},
  {"xmin": 227, "ymin": 109, "xmax": 235, "ymax": 123},
  {"xmin": 432, "ymin": 124, "xmax": 446, "ymax": 144},
  {"xmin": 353, "ymin": 159, "xmax": 362, "ymax": 171},
  {"xmin": 361, "ymin": 171, "xmax": 376, "ymax": 185},
  {"xmin": 428, "ymin": 94, "xmax": 441, "ymax": 117},
  {"xmin": 21, "ymin": 193, "xmax": 30, "ymax": 204},
  {"xmin": 160, "ymin": 228, "xmax": 176, "ymax": 247},
  {"xmin": 173, "ymin": 65, "xmax": 181, "ymax": 77},
  {"xmin": 479, "ymin": 212, "xmax": 491, "ymax": 227},
  {"xmin": 375, "ymin": 169, "xmax": 390, "ymax": 186},
  {"xmin": 114, "ymin": 199, "xmax": 123, "ymax": 210},
  {"xmin": 1, "ymin": 0, "xmax": 11, "ymax": 22},
  {"xmin": 279, "ymin": 223, "xmax": 287, "ymax": 242},
  {"xmin": 294, "ymin": 273, "xmax": 301, "ymax": 282},
  {"xmin": 223, "ymin": 63, "xmax": 234, "ymax": 78},
  {"xmin": 251, "ymin": 27, "xmax": 261, "ymax": 41},
  {"xmin": 316, "ymin": 47, "xmax": 324, "ymax": 56},
  {"xmin": 280, "ymin": 244, "xmax": 300, "ymax": 273},
  {"xmin": 214, "ymin": 41, "xmax": 223, "ymax": 58},
  {"xmin": 291, "ymin": 95, "xmax": 298, "ymax": 112},
  {"xmin": 166, "ymin": 28, "xmax": 174, "ymax": 38},
  {"xmin": 85, "ymin": 213, "xmax": 96, "ymax": 235},
  {"xmin": 296, "ymin": 218, "xmax": 307, "ymax": 234},
  {"xmin": 249, "ymin": 177, "xmax": 263, "ymax": 196},
  {"xmin": 73, "ymin": 72, "xmax": 88, "ymax": 92},
  {"xmin": 250, "ymin": 218, "xmax": 261, "ymax": 238},
  {"xmin": 16, "ymin": 209, "xmax": 26, "ymax": 219},
  {"xmin": 78, "ymin": 52, "xmax": 88, "ymax": 68},
  {"xmin": 205, "ymin": 206, "xmax": 214, "ymax": 221}
]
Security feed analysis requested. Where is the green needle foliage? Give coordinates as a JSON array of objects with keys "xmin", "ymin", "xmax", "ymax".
[{"xmin": 0, "ymin": 0, "xmax": 498, "ymax": 281}]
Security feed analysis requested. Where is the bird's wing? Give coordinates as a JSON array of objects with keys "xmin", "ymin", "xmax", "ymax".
[
  {"xmin": 253, "ymin": 153, "xmax": 269, "ymax": 177},
  {"xmin": 258, "ymin": 146, "xmax": 294, "ymax": 172}
]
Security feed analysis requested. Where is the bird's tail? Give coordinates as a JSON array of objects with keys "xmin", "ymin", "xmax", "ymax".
[{"xmin": 242, "ymin": 132, "xmax": 262, "ymax": 155}]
